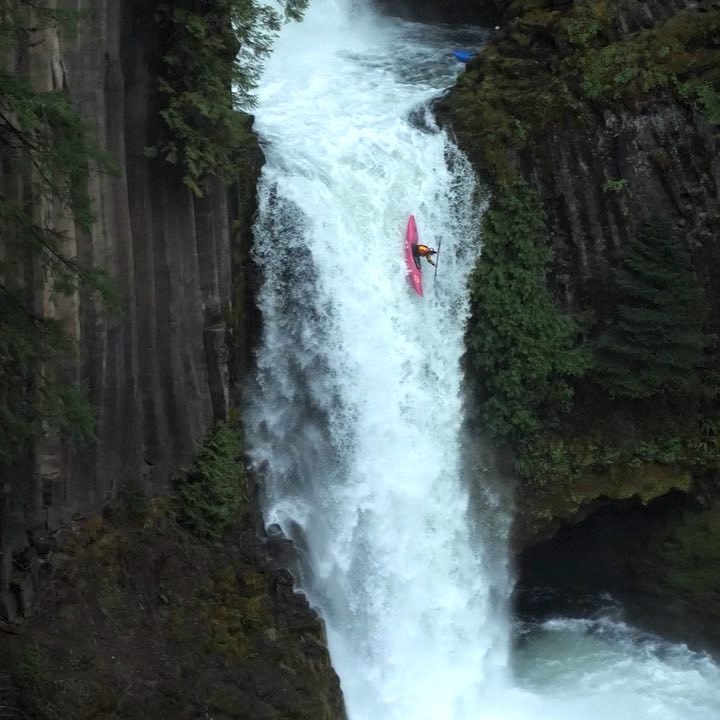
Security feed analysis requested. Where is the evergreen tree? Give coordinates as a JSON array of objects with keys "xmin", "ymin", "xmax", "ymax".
[
  {"xmin": 148, "ymin": 0, "xmax": 308, "ymax": 196},
  {"xmin": 0, "ymin": 3, "xmax": 115, "ymax": 468},
  {"xmin": 594, "ymin": 219, "xmax": 712, "ymax": 398}
]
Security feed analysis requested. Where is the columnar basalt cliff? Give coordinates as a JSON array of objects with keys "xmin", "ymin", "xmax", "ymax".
[
  {"xmin": 444, "ymin": 0, "xmax": 720, "ymax": 324},
  {"xmin": 432, "ymin": 0, "xmax": 720, "ymax": 650},
  {"xmin": 0, "ymin": 2, "xmax": 345, "ymax": 716},
  {"xmin": 1, "ymin": 0, "xmax": 243, "ymax": 594}
]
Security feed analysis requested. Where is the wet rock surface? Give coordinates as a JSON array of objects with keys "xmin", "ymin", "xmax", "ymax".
[
  {"xmin": 1, "ymin": 0, "xmax": 263, "ymax": 633},
  {"xmin": 0, "ymin": 501, "xmax": 346, "ymax": 720},
  {"xmin": 515, "ymin": 489, "xmax": 720, "ymax": 655},
  {"xmin": 438, "ymin": 0, "xmax": 720, "ymax": 651}
]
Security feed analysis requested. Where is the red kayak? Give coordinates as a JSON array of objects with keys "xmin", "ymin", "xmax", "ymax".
[{"xmin": 404, "ymin": 214, "xmax": 423, "ymax": 296}]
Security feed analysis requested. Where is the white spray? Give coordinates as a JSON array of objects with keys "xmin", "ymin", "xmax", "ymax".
[{"xmin": 246, "ymin": 2, "xmax": 720, "ymax": 720}]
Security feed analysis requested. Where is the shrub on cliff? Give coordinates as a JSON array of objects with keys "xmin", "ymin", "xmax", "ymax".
[
  {"xmin": 466, "ymin": 181, "xmax": 589, "ymax": 439},
  {"xmin": 176, "ymin": 423, "xmax": 247, "ymax": 540},
  {"xmin": 593, "ymin": 219, "xmax": 713, "ymax": 399}
]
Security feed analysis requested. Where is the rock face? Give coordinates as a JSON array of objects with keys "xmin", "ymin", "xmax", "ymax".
[
  {"xmin": 0, "ymin": 492, "xmax": 346, "ymax": 720},
  {"xmin": 0, "ymin": 2, "xmax": 345, "ymax": 715},
  {"xmin": 441, "ymin": 0, "xmax": 720, "ymax": 513},
  {"xmin": 373, "ymin": 0, "xmax": 499, "ymax": 24},
  {"xmin": 441, "ymin": 0, "xmax": 720, "ymax": 320},
  {"xmin": 517, "ymin": 488, "xmax": 720, "ymax": 653},
  {"xmin": 0, "ymin": 1, "xmax": 259, "ymax": 618},
  {"xmin": 432, "ymin": 0, "xmax": 720, "ymax": 649}
]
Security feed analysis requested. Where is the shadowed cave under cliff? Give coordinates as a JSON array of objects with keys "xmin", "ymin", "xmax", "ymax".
[{"xmin": 514, "ymin": 489, "xmax": 720, "ymax": 656}]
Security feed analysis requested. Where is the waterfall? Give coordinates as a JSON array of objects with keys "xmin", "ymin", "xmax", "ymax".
[{"xmin": 245, "ymin": 2, "xmax": 720, "ymax": 719}]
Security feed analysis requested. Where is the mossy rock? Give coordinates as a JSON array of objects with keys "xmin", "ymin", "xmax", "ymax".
[
  {"xmin": 515, "ymin": 453, "xmax": 692, "ymax": 545},
  {"xmin": 1, "ymin": 507, "xmax": 346, "ymax": 720},
  {"xmin": 631, "ymin": 503, "xmax": 720, "ymax": 604},
  {"xmin": 440, "ymin": 4, "xmax": 720, "ymax": 180}
]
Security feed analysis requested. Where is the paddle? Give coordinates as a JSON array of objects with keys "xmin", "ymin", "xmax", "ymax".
[{"xmin": 434, "ymin": 238, "xmax": 442, "ymax": 281}]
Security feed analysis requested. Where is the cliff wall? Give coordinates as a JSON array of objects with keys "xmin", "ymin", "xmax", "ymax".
[
  {"xmin": 0, "ymin": 487, "xmax": 346, "ymax": 720},
  {"xmin": 433, "ymin": 0, "xmax": 720, "ymax": 650},
  {"xmin": 439, "ymin": 0, "xmax": 720, "ymax": 532},
  {"xmin": 443, "ymin": 0, "xmax": 720, "ymax": 321},
  {"xmin": 1, "ymin": 0, "xmax": 253, "ymax": 616},
  {"xmin": 0, "ymin": 2, "xmax": 346, "ymax": 715}
]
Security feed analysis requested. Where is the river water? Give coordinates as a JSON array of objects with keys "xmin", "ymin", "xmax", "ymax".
[{"xmin": 245, "ymin": 1, "xmax": 720, "ymax": 718}]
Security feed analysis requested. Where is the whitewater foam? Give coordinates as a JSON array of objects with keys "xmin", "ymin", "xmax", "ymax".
[{"xmin": 246, "ymin": 2, "xmax": 720, "ymax": 719}]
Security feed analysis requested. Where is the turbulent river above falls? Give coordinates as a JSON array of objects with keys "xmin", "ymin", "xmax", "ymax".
[{"xmin": 244, "ymin": 1, "xmax": 720, "ymax": 718}]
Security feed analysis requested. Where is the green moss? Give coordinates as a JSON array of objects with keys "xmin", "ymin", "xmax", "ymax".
[
  {"xmin": 601, "ymin": 177, "xmax": 628, "ymax": 193},
  {"xmin": 578, "ymin": 9, "xmax": 720, "ymax": 101},
  {"xmin": 446, "ymin": 30, "xmax": 578, "ymax": 181},
  {"xmin": 1, "ymin": 499, "xmax": 344, "ymax": 720},
  {"xmin": 443, "ymin": 6, "xmax": 720, "ymax": 181},
  {"xmin": 633, "ymin": 505, "xmax": 720, "ymax": 623},
  {"xmin": 515, "ymin": 439, "xmax": 694, "ymax": 543},
  {"xmin": 560, "ymin": 0, "xmax": 608, "ymax": 48},
  {"xmin": 201, "ymin": 565, "xmax": 272, "ymax": 658},
  {"xmin": 10, "ymin": 644, "xmax": 66, "ymax": 720},
  {"xmin": 696, "ymin": 81, "xmax": 720, "ymax": 125},
  {"xmin": 515, "ymin": 412, "xmax": 720, "ymax": 494}
]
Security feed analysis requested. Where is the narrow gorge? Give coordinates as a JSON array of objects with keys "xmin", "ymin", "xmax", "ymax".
[{"xmin": 1, "ymin": 0, "xmax": 720, "ymax": 718}]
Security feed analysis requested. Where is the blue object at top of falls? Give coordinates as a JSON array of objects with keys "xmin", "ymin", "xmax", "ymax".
[
  {"xmin": 453, "ymin": 49, "xmax": 477, "ymax": 63},
  {"xmin": 245, "ymin": 1, "xmax": 720, "ymax": 719}
]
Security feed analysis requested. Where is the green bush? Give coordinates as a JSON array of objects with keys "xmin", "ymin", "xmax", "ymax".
[
  {"xmin": 602, "ymin": 177, "xmax": 628, "ymax": 193},
  {"xmin": 176, "ymin": 424, "xmax": 247, "ymax": 540},
  {"xmin": 466, "ymin": 181, "xmax": 589, "ymax": 439},
  {"xmin": 148, "ymin": 0, "xmax": 307, "ymax": 195}
]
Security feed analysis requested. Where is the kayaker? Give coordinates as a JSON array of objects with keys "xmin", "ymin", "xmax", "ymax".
[{"xmin": 413, "ymin": 244, "xmax": 437, "ymax": 267}]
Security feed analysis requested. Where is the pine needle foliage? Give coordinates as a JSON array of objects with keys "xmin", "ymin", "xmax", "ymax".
[
  {"xmin": 176, "ymin": 423, "xmax": 247, "ymax": 541},
  {"xmin": 466, "ymin": 181, "xmax": 589, "ymax": 439},
  {"xmin": 148, "ymin": 0, "xmax": 308, "ymax": 196},
  {"xmin": 0, "ymin": 2, "xmax": 117, "ymax": 470},
  {"xmin": 594, "ymin": 219, "xmax": 712, "ymax": 398}
]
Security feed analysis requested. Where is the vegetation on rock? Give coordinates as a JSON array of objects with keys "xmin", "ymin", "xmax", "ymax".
[
  {"xmin": 452, "ymin": 8, "xmax": 720, "ymax": 651},
  {"xmin": 477, "ymin": 209, "xmax": 720, "ymax": 490},
  {"xmin": 593, "ymin": 219, "xmax": 713, "ymax": 400},
  {"xmin": 147, "ymin": 0, "xmax": 308, "ymax": 195},
  {"xmin": 442, "ymin": 3, "xmax": 720, "ymax": 182},
  {"xmin": 450, "ymin": 2, "xmax": 720, "ymax": 491},
  {"xmin": 0, "ymin": 496, "xmax": 345, "ymax": 719},
  {"xmin": 464, "ymin": 183, "xmax": 719, "ymax": 492},
  {"xmin": 466, "ymin": 181, "xmax": 588, "ymax": 439},
  {"xmin": 175, "ymin": 422, "xmax": 247, "ymax": 541}
]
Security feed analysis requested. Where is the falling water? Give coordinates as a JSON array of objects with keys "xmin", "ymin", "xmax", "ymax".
[{"xmin": 245, "ymin": 2, "xmax": 720, "ymax": 719}]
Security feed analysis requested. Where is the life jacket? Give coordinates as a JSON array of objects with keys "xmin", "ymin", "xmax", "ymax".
[{"xmin": 416, "ymin": 244, "xmax": 433, "ymax": 257}]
